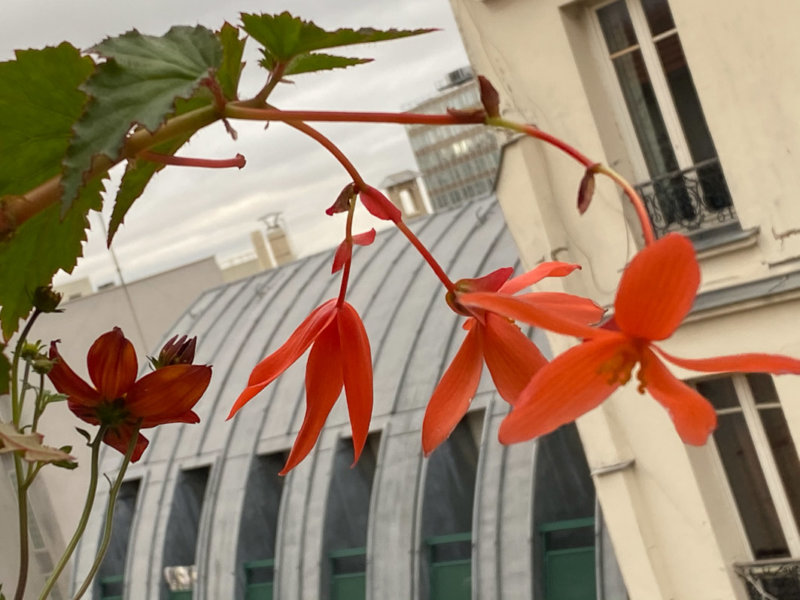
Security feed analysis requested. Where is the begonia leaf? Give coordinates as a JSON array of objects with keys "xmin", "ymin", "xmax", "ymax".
[
  {"xmin": 61, "ymin": 26, "xmax": 222, "ymax": 212},
  {"xmin": 0, "ymin": 45, "xmax": 100, "ymax": 338},
  {"xmin": 217, "ymin": 22, "xmax": 246, "ymax": 100},
  {"xmin": 242, "ymin": 12, "xmax": 433, "ymax": 76},
  {"xmin": 269, "ymin": 53, "xmax": 372, "ymax": 76}
]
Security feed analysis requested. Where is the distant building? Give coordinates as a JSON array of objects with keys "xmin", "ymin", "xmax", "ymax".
[
  {"xmin": 406, "ymin": 67, "xmax": 501, "ymax": 212},
  {"xmin": 380, "ymin": 171, "xmax": 428, "ymax": 220}
]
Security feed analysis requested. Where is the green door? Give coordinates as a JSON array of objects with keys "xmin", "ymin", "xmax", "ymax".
[{"xmin": 427, "ymin": 533, "xmax": 471, "ymax": 600}]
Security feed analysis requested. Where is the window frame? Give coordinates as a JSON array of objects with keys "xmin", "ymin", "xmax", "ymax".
[
  {"xmin": 589, "ymin": 0, "xmax": 703, "ymax": 185},
  {"xmin": 702, "ymin": 374, "xmax": 800, "ymax": 558}
]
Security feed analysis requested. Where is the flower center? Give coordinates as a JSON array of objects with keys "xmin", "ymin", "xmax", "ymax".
[
  {"xmin": 93, "ymin": 397, "xmax": 130, "ymax": 428},
  {"xmin": 597, "ymin": 341, "xmax": 646, "ymax": 391}
]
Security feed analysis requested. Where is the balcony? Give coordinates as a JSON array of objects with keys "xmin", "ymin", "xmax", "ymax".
[
  {"xmin": 735, "ymin": 558, "xmax": 800, "ymax": 599},
  {"xmin": 634, "ymin": 158, "xmax": 738, "ymax": 238}
]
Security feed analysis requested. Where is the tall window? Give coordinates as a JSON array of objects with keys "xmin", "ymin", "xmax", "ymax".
[
  {"xmin": 595, "ymin": 0, "xmax": 735, "ymax": 236},
  {"xmin": 696, "ymin": 374, "xmax": 800, "ymax": 597},
  {"xmin": 420, "ymin": 415, "xmax": 482, "ymax": 600},
  {"xmin": 162, "ymin": 467, "xmax": 210, "ymax": 600},
  {"xmin": 97, "ymin": 480, "xmax": 140, "ymax": 600}
]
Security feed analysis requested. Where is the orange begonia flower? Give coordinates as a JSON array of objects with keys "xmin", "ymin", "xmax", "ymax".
[
  {"xmin": 464, "ymin": 233, "xmax": 800, "ymax": 446},
  {"xmin": 48, "ymin": 328, "xmax": 211, "ymax": 462},
  {"xmin": 228, "ymin": 299, "xmax": 372, "ymax": 474},
  {"xmin": 422, "ymin": 263, "xmax": 604, "ymax": 455}
]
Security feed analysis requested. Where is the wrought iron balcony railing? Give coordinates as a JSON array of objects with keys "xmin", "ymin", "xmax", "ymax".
[
  {"xmin": 634, "ymin": 158, "xmax": 738, "ymax": 238},
  {"xmin": 735, "ymin": 557, "xmax": 800, "ymax": 600}
]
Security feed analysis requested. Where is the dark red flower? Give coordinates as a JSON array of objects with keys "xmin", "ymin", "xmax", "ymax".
[{"xmin": 48, "ymin": 328, "xmax": 211, "ymax": 461}]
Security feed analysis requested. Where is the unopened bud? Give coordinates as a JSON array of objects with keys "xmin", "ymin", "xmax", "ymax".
[
  {"xmin": 150, "ymin": 335, "xmax": 197, "ymax": 369},
  {"xmin": 31, "ymin": 357, "xmax": 55, "ymax": 375},
  {"xmin": 32, "ymin": 285, "xmax": 63, "ymax": 313}
]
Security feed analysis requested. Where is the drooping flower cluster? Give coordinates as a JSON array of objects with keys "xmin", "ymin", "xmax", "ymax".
[{"xmin": 48, "ymin": 328, "xmax": 211, "ymax": 461}]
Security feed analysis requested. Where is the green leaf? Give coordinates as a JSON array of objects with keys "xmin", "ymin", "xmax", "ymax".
[
  {"xmin": 241, "ymin": 12, "xmax": 434, "ymax": 73},
  {"xmin": 0, "ymin": 175, "xmax": 104, "ymax": 339},
  {"xmin": 61, "ymin": 26, "xmax": 222, "ymax": 212},
  {"xmin": 0, "ymin": 45, "xmax": 97, "ymax": 338},
  {"xmin": 267, "ymin": 53, "xmax": 372, "ymax": 76},
  {"xmin": 0, "ymin": 44, "xmax": 94, "ymax": 198},
  {"xmin": 0, "ymin": 344, "xmax": 9, "ymax": 396},
  {"xmin": 217, "ymin": 22, "xmax": 246, "ymax": 100}
]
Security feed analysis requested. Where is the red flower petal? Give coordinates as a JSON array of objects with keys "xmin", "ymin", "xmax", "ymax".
[
  {"xmin": 248, "ymin": 300, "xmax": 337, "ymax": 385},
  {"xmin": 48, "ymin": 341, "xmax": 102, "ymax": 407},
  {"xmin": 654, "ymin": 345, "xmax": 800, "ymax": 375},
  {"xmin": 458, "ymin": 292, "xmax": 602, "ymax": 339},
  {"xmin": 482, "ymin": 314, "xmax": 547, "ymax": 405},
  {"xmin": 516, "ymin": 292, "xmax": 605, "ymax": 325},
  {"xmin": 227, "ymin": 383, "xmax": 268, "ymax": 419},
  {"xmin": 499, "ymin": 336, "xmax": 625, "ymax": 444},
  {"xmin": 615, "ymin": 233, "xmax": 699, "ymax": 341},
  {"xmin": 352, "ymin": 229, "xmax": 376, "ymax": 246},
  {"xmin": 103, "ymin": 425, "xmax": 149, "ymax": 462},
  {"xmin": 456, "ymin": 267, "xmax": 514, "ymax": 294},
  {"xmin": 281, "ymin": 321, "xmax": 344, "ymax": 474},
  {"xmin": 332, "ymin": 240, "xmax": 351, "ymax": 274},
  {"xmin": 338, "ymin": 303, "xmax": 373, "ymax": 464},
  {"xmin": 640, "ymin": 348, "xmax": 717, "ymax": 445},
  {"xmin": 359, "ymin": 186, "xmax": 402, "ymax": 223},
  {"xmin": 126, "ymin": 364, "xmax": 211, "ymax": 425},
  {"xmin": 422, "ymin": 325, "xmax": 483, "ymax": 456},
  {"xmin": 87, "ymin": 327, "xmax": 138, "ymax": 399},
  {"xmin": 500, "ymin": 262, "xmax": 581, "ymax": 295}
]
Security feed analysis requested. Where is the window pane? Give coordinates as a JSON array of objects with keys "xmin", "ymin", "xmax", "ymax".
[
  {"xmin": 612, "ymin": 50, "xmax": 681, "ymax": 179},
  {"xmin": 760, "ymin": 408, "xmax": 800, "ymax": 532},
  {"xmin": 655, "ymin": 34, "xmax": 717, "ymax": 164},
  {"xmin": 597, "ymin": 1, "xmax": 638, "ymax": 54},
  {"xmin": 714, "ymin": 413, "xmax": 789, "ymax": 558},
  {"xmin": 747, "ymin": 373, "xmax": 781, "ymax": 405},
  {"xmin": 641, "ymin": 0, "xmax": 675, "ymax": 36},
  {"xmin": 695, "ymin": 377, "xmax": 740, "ymax": 410}
]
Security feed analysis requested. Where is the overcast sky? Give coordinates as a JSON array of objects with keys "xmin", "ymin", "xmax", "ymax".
[{"xmin": 0, "ymin": 1, "xmax": 470, "ymax": 287}]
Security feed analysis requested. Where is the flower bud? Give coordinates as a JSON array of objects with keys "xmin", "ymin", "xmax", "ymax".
[
  {"xmin": 32, "ymin": 285, "xmax": 63, "ymax": 313},
  {"xmin": 150, "ymin": 335, "xmax": 197, "ymax": 369}
]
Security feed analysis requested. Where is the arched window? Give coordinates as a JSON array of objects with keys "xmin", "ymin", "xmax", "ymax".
[
  {"xmin": 97, "ymin": 479, "xmax": 140, "ymax": 600},
  {"xmin": 162, "ymin": 466, "xmax": 210, "ymax": 599},
  {"xmin": 323, "ymin": 434, "xmax": 380, "ymax": 600},
  {"xmin": 421, "ymin": 414, "xmax": 482, "ymax": 600},
  {"xmin": 236, "ymin": 453, "xmax": 286, "ymax": 600}
]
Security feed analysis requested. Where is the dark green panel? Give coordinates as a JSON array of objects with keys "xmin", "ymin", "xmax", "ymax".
[
  {"xmin": 431, "ymin": 560, "xmax": 471, "ymax": 600},
  {"xmin": 245, "ymin": 581, "xmax": 273, "ymax": 600},
  {"xmin": 545, "ymin": 547, "xmax": 596, "ymax": 600},
  {"xmin": 332, "ymin": 572, "xmax": 366, "ymax": 600}
]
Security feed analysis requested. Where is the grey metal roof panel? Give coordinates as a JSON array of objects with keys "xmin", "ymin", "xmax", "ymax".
[{"xmin": 135, "ymin": 195, "xmax": 528, "ymax": 469}]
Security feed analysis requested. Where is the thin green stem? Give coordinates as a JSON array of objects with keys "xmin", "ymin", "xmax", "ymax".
[
  {"xmin": 10, "ymin": 309, "xmax": 41, "ymax": 425},
  {"xmin": 12, "ymin": 455, "xmax": 29, "ymax": 600},
  {"xmin": 38, "ymin": 427, "xmax": 107, "ymax": 600},
  {"xmin": 30, "ymin": 373, "xmax": 45, "ymax": 434},
  {"xmin": 71, "ymin": 425, "xmax": 139, "ymax": 600},
  {"xmin": 251, "ymin": 63, "xmax": 287, "ymax": 107}
]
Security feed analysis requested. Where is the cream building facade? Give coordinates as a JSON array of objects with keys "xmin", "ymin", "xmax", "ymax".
[{"xmin": 448, "ymin": 0, "xmax": 800, "ymax": 598}]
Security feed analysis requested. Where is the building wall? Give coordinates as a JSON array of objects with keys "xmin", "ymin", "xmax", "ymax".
[
  {"xmin": 407, "ymin": 75, "xmax": 501, "ymax": 211},
  {"xmin": 448, "ymin": 0, "xmax": 800, "ymax": 598}
]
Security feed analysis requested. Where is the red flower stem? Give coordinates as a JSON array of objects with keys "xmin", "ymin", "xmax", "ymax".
[
  {"xmin": 225, "ymin": 104, "xmax": 484, "ymax": 126},
  {"xmin": 279, "ymin": 116, "xmax": 457, "ymax": 293},
  {"xmin": 337, "ymin": 200, "xmax": 357, "ymax": 308},
  {"xmin": 489, "ymin": 117, "xmax": 656, "ymax": 245},
  {"xmin": 138, "ymin": 150, "xmax": 245, "ymax": 169},
  {"xmin": 395, "ymin": 220, "xmax": 456, "ymax": 293},
  {"xmin": 596, "ymin": 165, "xmax": 656, "ymax": 246}
]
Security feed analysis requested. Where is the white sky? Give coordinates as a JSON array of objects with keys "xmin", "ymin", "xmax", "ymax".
[{"xmin": 0, "ymin": 1, "xmax": 470, "ymax": 287}]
